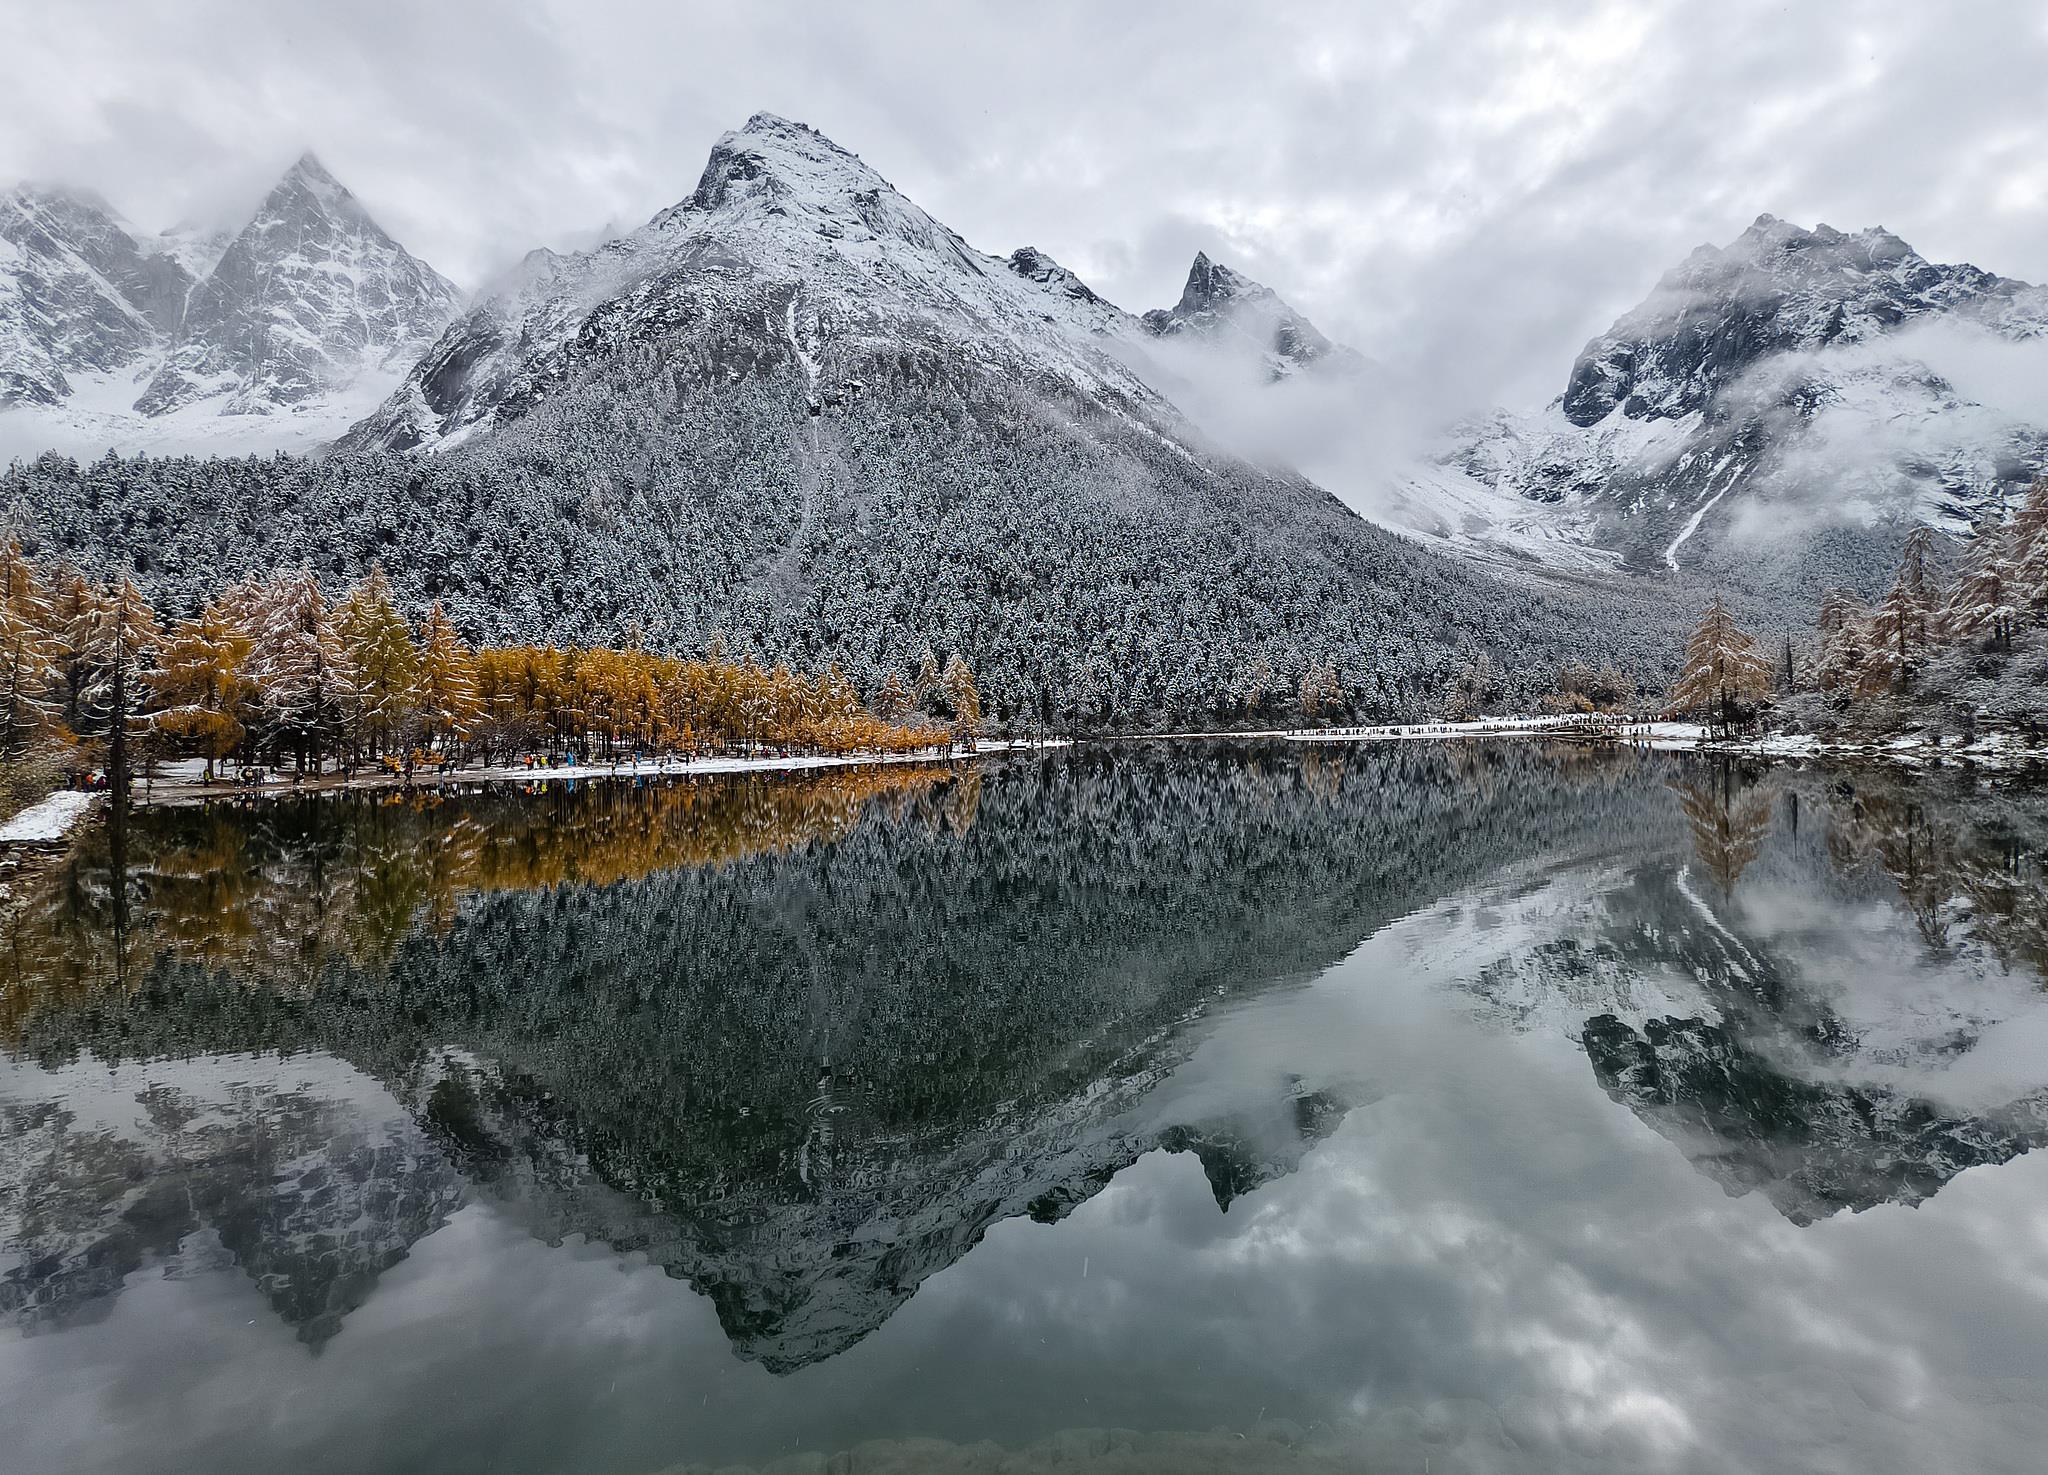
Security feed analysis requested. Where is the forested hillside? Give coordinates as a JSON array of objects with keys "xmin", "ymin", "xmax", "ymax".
[{"xmin": 1, "ymin": 365, "xmax": 1680, "ymax": 728}]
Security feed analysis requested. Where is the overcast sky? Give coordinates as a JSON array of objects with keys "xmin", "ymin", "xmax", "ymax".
[{"xmin": 6, "ymin": 0, "xmax": 2047, "ymax": 407}]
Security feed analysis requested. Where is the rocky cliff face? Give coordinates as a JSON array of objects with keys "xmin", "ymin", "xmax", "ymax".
[
  {"xmin": 1561, "ymin": 214, "xmax": 2042, "ymax": 427},
  {"xmin": 135, "ymin": 153, "xmax": 460, "ymax": 416},
  {"xmin": 0, "ymin": 184, "xmax": 193, "ymax": 406},
  {"xmin": 0, "ymin": 155, "xmax": 458, "ymax": 444}
]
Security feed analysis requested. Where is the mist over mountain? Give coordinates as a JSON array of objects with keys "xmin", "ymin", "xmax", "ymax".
[
  {"xmin": 9, "ymin": 105, "xmax": 2046, "ymax": 713},
  {"xmin": 1391, "ymin": 215, "xmax": 2048, "ymax": 598}
]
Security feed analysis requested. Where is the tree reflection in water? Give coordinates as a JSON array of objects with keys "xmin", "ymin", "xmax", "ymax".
[{"xmin": 1, "ymin": 744, "xmax": 2046, "ymax": 1366}]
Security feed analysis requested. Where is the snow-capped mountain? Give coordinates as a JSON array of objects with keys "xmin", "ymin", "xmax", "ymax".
[
  {"xmin": 136, "ymin": 153, "xmax": 460, "ymax": 417},
  {"xmin": 1141, "ymin": 251, "xmax": 1368, "ymax": 381},
  {"xmin": 1400, "ymin": 215, "xmax": 2048, "ymax": 582},
  {"xmin": 0, "ymin": 184, "xmax": 191, "ymax": 406},
  {"xmin": 344, "ymin": 113, "xmax": 1149, "ymax": 451},
  {"xmin": 0, "ymin": 1053, "xmax": 462, "ymax": 1343},
  {"xmin": 0, "ymin": 155, "xmax": 459, "ymax": 458}
]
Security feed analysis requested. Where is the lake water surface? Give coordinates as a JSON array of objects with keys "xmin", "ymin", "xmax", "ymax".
[{"xmin": 3, "ymin": 743, "xmax": 2047, "ymax": 1475}]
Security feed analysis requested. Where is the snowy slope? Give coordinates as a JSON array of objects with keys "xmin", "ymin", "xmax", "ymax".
[
  {"xmin": 1398, "ymin": 216, "xmax": 2048, "ymax": 579},
  {"xmin": 0, "ymin": 184, "xmax": 191, "ymax": 407}
]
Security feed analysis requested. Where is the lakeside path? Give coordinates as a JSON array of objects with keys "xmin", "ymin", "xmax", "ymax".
[
  {"xmin": 1279, "ymin": 717, "xmax": 2048, "ymax": 768},
  {"xmin": 0, "ymin": 790, "xmax": 101, "ymax": 846},
  {"xmin": 135, "ymin": 738, "xmax": 1068, "ymax": 809}
]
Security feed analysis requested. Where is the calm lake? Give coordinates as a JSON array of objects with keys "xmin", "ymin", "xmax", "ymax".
[{"xmin": 3, "ymin": 743, "xmax": 2047, "ymax": 1475}]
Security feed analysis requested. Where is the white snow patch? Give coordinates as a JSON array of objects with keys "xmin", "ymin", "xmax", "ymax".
[{"xmin": 0, "ymin": 790, "xmax": 97, "ymax": 844}]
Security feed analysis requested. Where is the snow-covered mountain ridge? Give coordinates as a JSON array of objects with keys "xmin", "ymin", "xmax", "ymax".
[
  {"xmin": 0, "ymin": 155, "xmax": 459, "ymax": 457},
  {"xmin": 346, "ymin": 113, "xmax": 1318, "ymax": 452},
  {"xmin": 1399, "ymin": 215, "xmax": 2048, "ymax": 584}
]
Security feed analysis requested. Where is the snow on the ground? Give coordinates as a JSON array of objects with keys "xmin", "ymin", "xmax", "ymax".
[
  {"xmin": 1286, "ymin": 714, "xmax": 1591, "ymax": 743},
  {"xmin": 140, "ymin": 739, "xmax": 1067, "ymax": 804},
  {"xmin": 0, "ymin": 790, "xmax": 98, "ymax": 844}
]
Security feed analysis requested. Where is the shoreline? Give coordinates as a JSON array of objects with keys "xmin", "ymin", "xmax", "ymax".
[
  {"xmin": 130, "ymin": 737, "xmax": 1068, "ymax": 809},
  {"xmin": 8, "ymin": 721, "xmax": 2042, "ymax": 845},
  {"xmin": 1279, "ymin": 717, "xmax": 2048, "ymax": 769}
]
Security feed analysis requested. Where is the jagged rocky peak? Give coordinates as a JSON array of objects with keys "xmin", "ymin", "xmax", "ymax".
[
  {"xmin": 1561, "ymin": 213, "xmax": 2043, "ymax": 427},
  {"xmin": 1143, "ymin": 250, "xmax": 1363, "ymax": 379},
  {"xmin": 135, "ymin": 150, "xmax": 462, "ymax": 417},
  {"xmin": 1006, "ymin": 245, "xmax": 1103, "ymax": 306},
  {"xmin": 0, "ymin": 182, "xmax": 194, "ymax": 405},
  {"xmin": 344, "ymin": 110, "xmax": 1156, "ymax": 452}
]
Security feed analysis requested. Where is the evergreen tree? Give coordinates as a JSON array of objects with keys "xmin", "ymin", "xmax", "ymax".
[
  {"xmin": 1812, "ymin": 588, "xmax": 1872, "ymax": 693},
  {"xmin": 1443, "ymin": 653, "xmax": 1502, "ymax": 722},
  {"xmin": 1859, "ymin": 526, "xmax": 1943, "ymax": 694},
  {"xmin": 1669, "ymin": 596, "xmax": 1773, "ymax": 736},
  {"xmin": 245, "ymin": 569, "xmax": 352, "ymax": 771},
  {"xmin": 46, "ymin": 568, "xmax": 109, "ymax": 736},
  {"xmin": 871, "ymin": 670, "xmax": 911, "ymax": 723},
  {"xmin": 0, "ymin": 536, "xmax": 56, "ymax": 754},
  {"xmin": 912, "ymin": 647, "xmax": 941, "ymax": 714},
  {"xmin": 1943, "ymin": 523, "xmax": 2019, "ymax": 651},
  {"xmin": 2009, "ymin": 478, "xmax": 2048, "ymax": 628},
  {"xmin": 89, "ymin": 578, "xmax": 164, "ymax": 797},
  {"xmin": 940, "ymin": 653, "xmax": 982, "ymax": 749}
]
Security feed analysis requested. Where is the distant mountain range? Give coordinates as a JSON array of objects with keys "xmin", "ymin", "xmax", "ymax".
[
  {"xmin": 0, "ymin": 154, "xmax": 459, "ymax": 455},
  {"xmin": 7, "ymin": 126, "xmax": 2044, "ymax": 609},
  {"xmin": 9, "ymin": 112, "xmax": 2047, "ymax": 715},
  {"xmin": 4, "ymin": 114, "xmax": 1657, "ymax": 726}
]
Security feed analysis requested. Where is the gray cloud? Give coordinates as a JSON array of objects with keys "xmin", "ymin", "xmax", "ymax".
[{"xmin": 3, "ymin": 0, "xmax": 2045, "ymax": 421}]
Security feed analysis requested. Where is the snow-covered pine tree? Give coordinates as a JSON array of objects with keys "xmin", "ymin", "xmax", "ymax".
[
  {"xmin": 940, "ymin": 653, "xmax": 982, "ymax": 749},
  {"xmin": 335, "ymin": 567, "xmax": 420, "ymax": 761},
  {"xmin": 1442, "ymin": 652, "xmax": 1501, "ymax": 722},
  {"xmin": 71, "ymin": 576, "xmax": 163, "ymax": 792},
  {"xmin": 0, "ymin": 536, "xmax": 57, "ymax": 754},
  {"xmin": 1668, "ymin": 596, "xmax": 1773, "ymax": 736},
  {"xmin": 2009, "ymin": 477, "xmax": 2048, "ymax": 628},
  {"xmin": 245, "ymin": 569, "xmax": 353, "ymax": 771},
  {"xmin": 46, "ymin": 568, "xmax": 109, "ymax": 736},
  {"xmin": 1811, "ymin": 588, "xmax": 1872, "ymax": 693},
  {"xmin": 1942, "ymin": 522, "xmax": 2020, "ymax": 650},
  {"xmin": 1858, "ymin": 527, "xmax": 1942, "ymax": 695},
  {"xmin": 871, "ymin": 670, "xmax": 911, "ymax": 723},
  {"xmin": 912, "ymin": 647, "xmax": 941, "ymax": 714}
]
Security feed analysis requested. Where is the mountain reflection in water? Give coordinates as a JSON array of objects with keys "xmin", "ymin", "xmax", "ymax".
[{"xmin": 2, "ymin": 743, "xmax": 2046, "ymax": 1475}]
